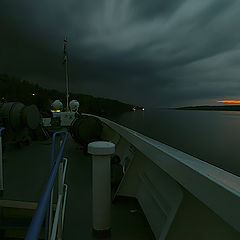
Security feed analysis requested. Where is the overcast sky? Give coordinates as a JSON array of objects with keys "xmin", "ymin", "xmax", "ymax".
[{"xmin": 1, "ymin": 0, "xmax": 240, "ymax": 107}]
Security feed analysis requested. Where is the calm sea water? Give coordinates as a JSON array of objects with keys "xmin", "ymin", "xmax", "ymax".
[{"xmin": 112, "ymin": 109, "xmax": 240, "ymax": 176}]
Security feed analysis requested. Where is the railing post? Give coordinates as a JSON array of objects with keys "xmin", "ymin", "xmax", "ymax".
[
  {"xmin": 88, "ymin": 141, "xmax": 115, "ymax": 238},
  {"xmin": 57, "ymin": 161, "xmax": 64, "ymax": 240},
  {"xmin": 0, "ymin": 127, "xmax": 5, "ymax": 196},
  {"xmin": 25, "ymin": 131, "xmax": 68, "ymax": 240},
  {"xmin": 47, "ymin": 134, "xmax": 64, "ymax": 240}
]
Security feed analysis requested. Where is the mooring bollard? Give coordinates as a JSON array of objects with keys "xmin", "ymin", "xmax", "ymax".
[{"xmin": 88, "ymin": 141, "xmax": 115, "ymax": 238}]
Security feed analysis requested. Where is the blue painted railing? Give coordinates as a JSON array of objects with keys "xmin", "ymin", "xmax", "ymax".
[
  {"xmin": 0, "ymin": 127, "xmax": 5, "ymax": 136},
  {"xmin": 25, "ymin": 131, "xmax": 68, "ymax": 240},
  {"xmin": 45, "ymin": 131, "xmax": 68, "ymax": 239}
]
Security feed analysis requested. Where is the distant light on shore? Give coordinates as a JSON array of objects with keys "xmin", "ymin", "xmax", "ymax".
[{"xmin": 217, "ymin": 100, "xmax": 240, "ymax": 103}]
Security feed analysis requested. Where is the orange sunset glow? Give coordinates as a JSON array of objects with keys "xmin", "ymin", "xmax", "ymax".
[{"xmin": 217, "ymin": 100, "xmax": 240, "ymax": 103}]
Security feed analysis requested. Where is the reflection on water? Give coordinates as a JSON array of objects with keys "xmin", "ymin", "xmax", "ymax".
[
  {"xmin": 222, "ymin": 112, "xmax": 240, "ymax": 118},
  {"xmin": 112, "ymin": 109, "xmax": 240, "ymax": 176}
]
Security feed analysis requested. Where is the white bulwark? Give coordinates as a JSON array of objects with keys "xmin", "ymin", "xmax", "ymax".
[{"xmin": 83, "ymin": 113, "xmax": 240, "ymax": 240}]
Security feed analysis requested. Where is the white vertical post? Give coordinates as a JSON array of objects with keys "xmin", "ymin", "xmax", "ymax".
[
  {"xmin": 57, "ymin": 161, "xmax": 63, "ymax": 240},
  {"xmin": 48, "ymin": 135, "xmax": 61, "ymax": 240},
  {"xmin": 48, "ymin": 189, "xmax": 54, "ymax": 240},
  {"xmin": 0, "ymin": 128, "xmax": 5, "ymax": 195},
  {"xmin": 88, "ymin": 141, "xmax": 115, "ymax": 238}
]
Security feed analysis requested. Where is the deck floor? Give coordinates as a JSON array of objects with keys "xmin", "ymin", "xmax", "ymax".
[{"xmin": 0, "ymin": 135, "xmax": 154, "ymax": 239}]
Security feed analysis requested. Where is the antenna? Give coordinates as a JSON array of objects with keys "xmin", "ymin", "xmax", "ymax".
[{"xmin": 64, "ymin": 36, "xmax": 69, "ymax": 111}]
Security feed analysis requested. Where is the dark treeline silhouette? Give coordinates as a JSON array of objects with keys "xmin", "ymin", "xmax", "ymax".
[{"xmin": 0, "ymin": 74, "xmax": 133, "ymax": 117}]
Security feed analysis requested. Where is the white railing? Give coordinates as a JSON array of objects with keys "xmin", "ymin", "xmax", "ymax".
[
  {"xmin": 25, "ymin": 131, "xmax": 68, "ymax": 240},
  {"xmin": 49, "ymin": 157, "xmax": 68, "ymax": 240}
]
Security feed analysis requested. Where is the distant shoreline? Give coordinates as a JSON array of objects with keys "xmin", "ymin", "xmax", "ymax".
[
  {"xmin": 175, "ymin": 105, "xmax": 240, "ymax": 111},
  {"xmin": 0, "ymin": 74, "xmax": 133, "ymax": 117}
]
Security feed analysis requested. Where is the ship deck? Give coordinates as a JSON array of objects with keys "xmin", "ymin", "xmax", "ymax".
[{"xmin": 0, "ymin": 135, "xmax": 154, "ymax": 239}]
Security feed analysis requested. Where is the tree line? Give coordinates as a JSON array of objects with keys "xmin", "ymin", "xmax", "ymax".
[{"xmin": 0, "ymin": 74, "xmax": 133, "ymax": 117}]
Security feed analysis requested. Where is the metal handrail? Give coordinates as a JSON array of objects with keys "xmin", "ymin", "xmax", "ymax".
[
  {"xmin": 46, "ymin": 131, "xmax": 67, "ymax": 240},
  {"xmin": 51, "ymin": 131, "xmax": 67, "ymax": 170},
  {"xmin": 49, "ymin": 158, "xmax": 68, "ymax": 240},
  {"xmin": 50, "ymin": 183, "xmax": 68, "ymax": 240},
  {"xmin": 25, "ymin": 131, "xmax": 68, "ymax": 240},
  {"xmin": 61, "ymin": 183, "xmax": 68, "ymax": 225},
  {"xmin": 50, "ymin": 194, "xmax": 63, "ymax": 240},
  {"xmin": 0, "ymin": 127, "xmax": 4, "ymax": 136}
]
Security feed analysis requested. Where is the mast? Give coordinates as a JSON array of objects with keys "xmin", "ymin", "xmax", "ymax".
[{"xmin": 64, "ymin": 37, "xmax": 69, "ymax": 111}]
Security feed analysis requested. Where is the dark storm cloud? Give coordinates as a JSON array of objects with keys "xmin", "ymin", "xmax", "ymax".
[{"xmin": 1, "ymin": 0, "xmax": 240, "ymax": 106}]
